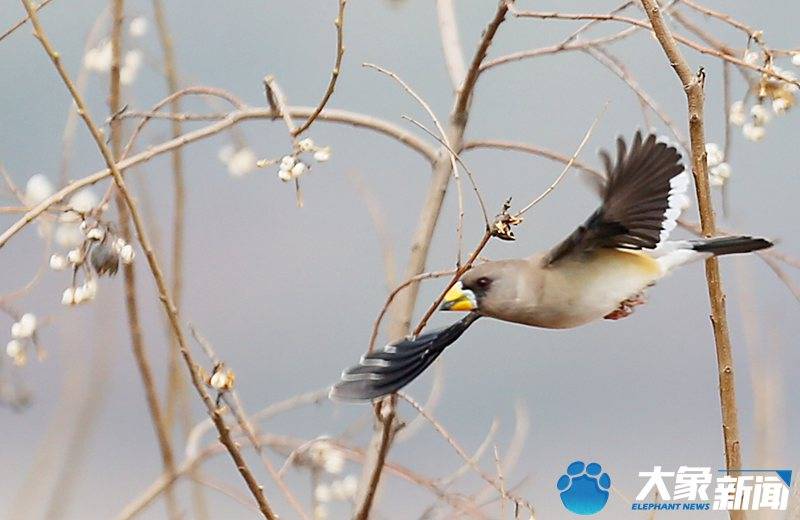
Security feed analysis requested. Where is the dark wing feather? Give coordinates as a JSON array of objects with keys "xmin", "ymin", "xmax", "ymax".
[
  {"xmin": 330, "ymin": 314, "xmax": 479, "ymax": 402},
  {"xmin": 546, "ymin": 131, "xmax": 687, "ymax": 264}
]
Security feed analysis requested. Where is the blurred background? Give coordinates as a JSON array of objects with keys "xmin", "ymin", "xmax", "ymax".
[{"xmin": 1, "ymin": 0, "xmax": 798, "ymax": 518}]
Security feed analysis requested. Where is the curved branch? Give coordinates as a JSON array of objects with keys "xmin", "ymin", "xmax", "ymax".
[{"xmin": 0, "ymin": 105, "xmax": 437, "ymax": 250}]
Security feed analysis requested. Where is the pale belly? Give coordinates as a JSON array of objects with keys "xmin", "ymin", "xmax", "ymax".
[{"xmin": 522, "ymin": 250, "xmax": 663, "ymax": 329}]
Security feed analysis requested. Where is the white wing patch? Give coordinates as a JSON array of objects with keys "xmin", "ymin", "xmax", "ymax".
[{"xmin": 658, "ymin": 169, "xmax": 690, "ymax": 246}]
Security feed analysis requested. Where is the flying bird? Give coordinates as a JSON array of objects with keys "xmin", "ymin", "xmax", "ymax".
[{"xmin": 331, "ymin": 131, "xmax": 773, "ymax": 402}]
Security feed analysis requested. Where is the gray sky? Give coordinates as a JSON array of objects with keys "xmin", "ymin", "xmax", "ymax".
[{"xmin": 1, "ymin": 1, "xmax": 799, "ymax": 518}]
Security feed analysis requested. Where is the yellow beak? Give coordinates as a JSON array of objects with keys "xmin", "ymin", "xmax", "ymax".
[{"xmin": 439, "ymin": 281, "xmax": 477, "ymax": 311}]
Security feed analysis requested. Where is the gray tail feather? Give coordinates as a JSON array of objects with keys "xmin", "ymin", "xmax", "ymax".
[
  {"xmin": 330, "ymin": 313, "xmax": 479, "ymax": 402},
  {"xmin": 690, "ymin": 235, "xmax": 773, "ymax": 256}
]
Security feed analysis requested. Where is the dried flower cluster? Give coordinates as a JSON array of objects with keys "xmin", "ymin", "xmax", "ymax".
[
  {"xmin": 705, "ymin": 142, "xmax": 731, "ymax": 186},
  {"xmin": 83, "ymin": 17, "xmax": 147, "ymax": 84},
  {"xmin": 5, "ymin": 313, "xmax": 38, "ymax": 367},
  {"xmin": 307, "ymin": 439, "xmax": 346, "ymax": 475},
  {"xmin": 207, "ymin": 363, "xmax": 235, "ymax": 393},
  {"xmin": 50, "ymin": 217, "xmax": 135, "ymax": 306},
  {"xmin": 218, "ymin": 145, "xmax": 258, "ymax": 177},
  {"xmin": 271, "ymin": 137, "xmax": 331, "ymax": 183},
  {"xmin": 314, "ymin": 474, "xmax": 359, "ymax": 519},
  {"xmin": 729, "ymin": 51, "xmax": 799, "ymax": 142},
  {"xmin": 307, "ymin": 439, "xmax": 356, "ymax": 520}
]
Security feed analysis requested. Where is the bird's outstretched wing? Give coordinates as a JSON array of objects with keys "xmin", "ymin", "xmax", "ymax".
[
  {"xmin": 545, "ymin": 131, "xmax": 688, "ymax": 265},
  {"xmin": 330, "ymin": 313, "xmax": 479, "ymax": 402}
]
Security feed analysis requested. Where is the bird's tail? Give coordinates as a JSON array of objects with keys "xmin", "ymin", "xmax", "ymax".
[
  {"xmin": 655, "ymin": 235, "xmax": 773, "ymax": 272},
  {"xmin": 689, "ymin": 235, "xmax": 773, "ymax": 255},
  {"xmin": 330, "ymin": 313, "xmax": 480, "ymax": 402}
]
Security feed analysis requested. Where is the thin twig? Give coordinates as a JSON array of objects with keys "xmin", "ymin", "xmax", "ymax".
[
  {"xmin": 189, "ymin": 325, "xmax": 312, "ymax": 520},
  {"xmin": 412, "ymin": 230, "xmax": 492, "ymax": 336},
  {"xmin": 402, "ymin": 115, "xmax": 489, "ymax": 226},
  {"xmin": 363, "ymin": 62, "xmax": 466, "ymax": 263},
  {"xmin": 511, "ymin": 9, "xmax": 799, "ymax": 87},
  {"xmin": 514, "ymin": 103, "xmax": 607, "ymax": 218},
  {"xmin": 0, "ymin": 0, "xmax": 54, "ymax": 43},
  {"xmin": 292, "ymin": 0, "xmax": 346, "ymax": 136},
  {"xmin": 462, "ymin": 139, "xmax": 604, "ymax": 183},
  {"xmin": 481, "ymin": 0, "xmax": 686, "ymax": 73},
  {"xmin": 585, "ymin": 46, "xmax": 688, "ymax": 150},
  {"xmin": 398, "ymin": 392, "xmax": 535, "ymax": 515},
  {"xmin": 368, "ymin": 269, "xmax": 456, "ymax": 352}
]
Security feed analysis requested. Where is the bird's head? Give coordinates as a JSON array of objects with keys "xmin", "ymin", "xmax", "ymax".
[{"xmin": 439, "ymin": 260, "xmax": 523, "ymax": 314}]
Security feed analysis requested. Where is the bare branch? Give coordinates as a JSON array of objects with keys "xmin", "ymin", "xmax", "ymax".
[
  {"xmin": 19, "ymin": 2, "xmax": 278, "ymax": 517},
  {"xmin": 639, "ymin": 2, "xmax": 743, "ymax": 514},
  {"xmin": 292, "ymin": 0, "xmax": 346, "ymax": 136},
  {"xmin": 0, "ymin": 0, "xmax": 53, "ymax": 43},
  {"xmin": 436, "ymin": 0, "xmax": 467, "ymax": 89}
]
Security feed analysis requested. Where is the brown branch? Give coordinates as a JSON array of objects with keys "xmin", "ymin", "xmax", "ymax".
[
  {"xmin": 352, "ymin": 400, "xmax": 398, "ymax": 520},
  {"xmin": 681, "ymin": 0, "xmax": 761, "ymax": 41},
  {"xmin": 189, "ymin": 326, "xmax": 312, "ymax": 520},
  {"xmin": 453, "ymin": 0, "xmax": 509, "ymax": 120},
  {"xmin": 292, "ymin": 0, "xmax": 346, "ymax": 136},
  {"xmin": 639, "ymin": 3, "xmax": 743, "ymax": 518},
  {"xmin": 398, "ymin": 392, "xmax": 535, "ymax": 515},
  {"xmin": 481, "ymin": 25, "xmax": 641, "ymax": 72},
  {"xmin": 151, "ymin": 0, "xmax": 192, "ymax": 474},
  {"xmin": 109, "ymin": 2, "xmax": 179, "ymax": 517},
  {"xmin": 357, "ymin": 7, "xmax": 511, "ymax": 516},
  {"xmin": 509, "ymin": 8, "xmax": 800, "ymax": 87},
  {"xmin": 390, "ymin": 0, "xmax": 509, "ymax": 339},
  {"xmin": 401, "ymin": 115, "xmax": 489, "ymax": 227},
  {"xmin": 19, "ymin": 2, "xmax": 278, "ymax": 517},
  {"xmin": 120, "ymin": 431, "xmax": 487, "ymax": 520},
  {"xmin": 149, "ymin": 4, "xmax": 206, "ymax": 516}
]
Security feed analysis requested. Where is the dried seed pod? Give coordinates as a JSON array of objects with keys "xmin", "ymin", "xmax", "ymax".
[{"xmin": 90, "ymin": 241, "xmax": 120, "ymax": 276}]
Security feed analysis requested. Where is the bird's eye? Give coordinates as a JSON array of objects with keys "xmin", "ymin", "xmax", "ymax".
[{"xmin": 476, "ymin": 277, "xmax": 491, "ymax": 288}]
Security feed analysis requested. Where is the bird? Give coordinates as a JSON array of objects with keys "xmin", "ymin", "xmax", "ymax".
[{"xmin": 330, "ymin": 131, "xmax": 773, "ymax": 402}]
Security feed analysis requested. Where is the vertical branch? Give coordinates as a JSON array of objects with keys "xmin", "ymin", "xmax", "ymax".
[
  {"xmin": 109, "ymin": 2, "xmax": 180, "ymax": 518},
  {"xmin": 355, "ymin": 4, "xmax": 511, "ymax": 519},
  {"xmin": 150, "ymin": 0, "xmax": 191, "ymax": 472},
  {"xmin": 149, "ymin": 2, "xmax": 206, "ymax": 517},
  {"xmin": 20, "ymin": 3, "xmax": 278, "ymax": 518},
  {"xmin": 639, "ymin": 2, "xmax": 743, "ymax": 515},
  {"xmin": 389, "ymin": 0, "xmax": 509, "ymax": 339},
  {"xmin": 436, "ymin": 0, "xmax": 467, "ymax": 90}
]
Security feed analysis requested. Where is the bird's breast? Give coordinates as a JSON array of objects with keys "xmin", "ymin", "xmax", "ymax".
[{"xmin": 504, "ymin": 249, "xmax": 662, "ymax": 329}]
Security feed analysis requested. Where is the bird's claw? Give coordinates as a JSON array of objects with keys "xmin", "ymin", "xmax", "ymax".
[{"xmin": 604, "ymin": 293, "xmax": 647, "ymax": 320}]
